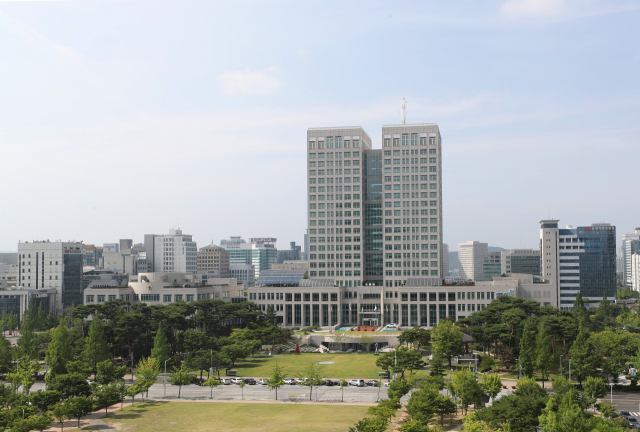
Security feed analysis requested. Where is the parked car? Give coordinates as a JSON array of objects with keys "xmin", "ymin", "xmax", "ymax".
[
  {"xmin": 349, "ymin": 379, "xmax": 365, "ymax": 387},
  {"xmin": 346, "ymin": 349, "xmax": 355, "ymax": 353},
  {"xmin": 257, "ymin": 379, "xmax": 268, "ymax": 385},
  {"xmin": 620, "ymin": 411, "xmax": 632, "ymax": 420},
  {"xmin": 220, "ymin": 378, "xmax": 232, "ymax": 385},
  {"xmin": 387, "ymin": 323, "xmax": 397, "ymax": 328},
  {"xmin": 324, "ymin": 380, "xmax": 336, "ymax": 386},
  {"xmin": 244, "ymin": 378, "xmax": 257, "ymax": 385},
  {"xmin": 366, "ymin": 380, "xmax": 378, "ymax": 386},
  {"xmin": 231, "ymin": 378, "xmax": 243, "ymax": 384},
  {"xmin": 297, "ymin": 378, "xmax": 310, "ymax": 385},
  {"xmin": 284, "ymin": 378, "xmax": 297, "ymax": 385},
  {"xmin": 629, "ymin": 417, "xmax": 639, "ymax": 427}
]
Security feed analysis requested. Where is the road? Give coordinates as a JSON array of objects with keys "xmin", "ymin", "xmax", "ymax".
[
  {"xmin": 27, "ymin": 381, "xmax": 394, "ymax": 403},
  {"xmin": 602, "ymin": 392, "xmax": 640, "ymax": 417}
]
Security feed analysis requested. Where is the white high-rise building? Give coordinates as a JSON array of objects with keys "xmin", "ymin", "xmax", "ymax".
[
  {"xmin": 17, "ymin": 241, "xmax": 84, "ymax": 312},
  {"xmin": 458, "ymin": 241, "xmax": 488, "ymax": 281},
  {"xmin": 622, "ymin": 228, "xmax": 640, "ymax": 286},
  {"xmin": 143, "ymin": 229, "xmax": 197, "ymax": 273},
  {"xmin": 632, "ymin": 254, "xmax": 640, "ymax": 292}
]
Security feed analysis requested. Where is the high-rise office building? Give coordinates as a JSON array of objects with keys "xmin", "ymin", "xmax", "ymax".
[
  {"xmin": 632, "ymin": 253, "xmax": 640, "ymax": 292},
  {"xmin": 144, "ymin": 229, "xmax": 197, "ymax": 273},
  {"xmin": 221, "ymin": 237, "xmax": 277, "ymax": 278},
  {"xmin": 501, "ymin": 249, "xmax": 541, "ymax": 277},
  {"xmin": 483, "ymin": 252, "xmax": 502, "ymax": 281},
  {"xmin": 458, "ymin": 241, "xmax": 488, "ymax": 281},
  {"xmin": 622, "ymin": 228, "xmax": 640, "ymax": 286},
  {"xmin": 277, "ymin": 242, "xmax": 302, "ymax": 263},
  {"xmin": 197, "ymin": 243, "xmax": 230, "ymax": 278},
  {"xmin": 540, "ymin": 220, "xmax": 616, "ymax": 310},
  {"xmin": 306, "ymin": 123, "xmax": 443, "ymax": 289},
  {"xmin": 17, "ymin": 241, "xmax": 83, "ymax": 312}
]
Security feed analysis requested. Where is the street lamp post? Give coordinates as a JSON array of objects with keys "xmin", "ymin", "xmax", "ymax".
[
  {"xmin": 163, "ymin": 360, "xmax": 169, "ymax": 397},
  {"xmin": 315, "ymin": 360, "xmax": 320, "ymax": 402}
]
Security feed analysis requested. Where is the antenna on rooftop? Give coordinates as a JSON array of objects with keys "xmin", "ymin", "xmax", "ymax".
[{"xmin": 401, "ymin": 97, "xmax": 406, "ymax": 124}]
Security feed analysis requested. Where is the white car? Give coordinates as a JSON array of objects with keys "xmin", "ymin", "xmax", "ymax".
[
  {"xmin": 257, "ymin": 379, "xmax": 268, "ymax": 385},
  {"xmin": 284, "ymin": 378, "xmax": 297, "ymax": 385},
  {"xmin": 387, "ymin": 323, "xmax": 398, "ymax": 328},
  {"xmin": 220, "ymin": 378, "xmax": 232, "ymax": 385},
  {"xmin": 297, "ymin": 378, "xmax": 309, "ymax": 385},
  {"xmin": 231, "ymin": 377, "xmax": 244, "ymax": 384},
  {"xmin": 349, "ymin": 379, "xmax": 365, "ymax": 387}
]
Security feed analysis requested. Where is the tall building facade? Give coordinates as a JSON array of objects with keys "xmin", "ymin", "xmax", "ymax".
[
  {"xmin": 458, "ymin": 241, "xmax": 488, "ymax": 281},
  {"xmin": 144, "ymin": 229, "xmax": 197, "ymax": 273},
  {"xmin": 632, "ymin": 253, "xmax": 640, "ymax": 292},
  {"xmin": 483, "ymin": 252, "xmax": 502, "ymax": 280},
  {"xmin": 501, "ymin": 249, "xmax": 541, "ymax": 277},
  {"xmin": 622, "ymin": 228, "xmax": 640, "ymax": 286},
  {"xmin": 540, "ymin": 220, "xmax": 616, "ymax": 310},
  {"xmin": 306, "ymin": 123, "xmax": 443, "ymax": 290},
  {"xmin": 197, "ymin": 244, "xmax": 230, "ymax": 278},
  {"xmin": 17, "ymin": 241, "xmax": 83, "ymax": 312},
  {"xmin": 442, "ymin": 243, "xmax": 449, "ymax": 276},
  {"xmin": 221, "ymin": 237, "xmax": 277, "ymax": 278},
  {"xmin": 277, "ymin": 242, "xmax": 302, "ymax": 263}
]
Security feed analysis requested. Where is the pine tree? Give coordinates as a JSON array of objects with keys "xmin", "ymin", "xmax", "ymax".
[
  {"xmin": 572, "ymin": 293, "xmax": 588, "ymax": 324},
  {"xmin": 0, "ymin": 333, "xmax": 12, "ymax": 374},
  {"xmin": 46, "ymin": 320, "xmax": 72, "ymax": 377},
  {"xmin": 150, "ymin": 326, "xmax": 170, "ymax": 367},
  {"xmin": 535, "ymin": 321, "xmax": 553, "ymax": 388},
  {"xmin": 519, "ymin": 319, "xmax": 536, "ymax": 378},
  {"xmin": 569, "ymin": 322, "xmax": 597, "ymax": 386},
  {"xmin": 83, "ymin": 317, "xmax": 110, "ymax": 375},
  {"xmin": 17, "ymin": 316, "xmax": 37, "ymax": 359}
]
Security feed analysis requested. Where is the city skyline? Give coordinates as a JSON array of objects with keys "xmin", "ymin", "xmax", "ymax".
[{"xmin": 1, "ymin": 1, "xmax": 639, "ymax": 251}]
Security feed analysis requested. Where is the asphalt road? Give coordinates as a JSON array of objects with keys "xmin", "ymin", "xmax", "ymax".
[
  {"xmin": 603, "ymin": 392, "xmax": 640, "ymax": 417},
  {"xmin": 27, "ymin": 381, "xmax": 394, "ymax": 403}
]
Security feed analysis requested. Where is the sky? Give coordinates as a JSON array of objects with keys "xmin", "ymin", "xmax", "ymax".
[{"xmin": 0, "ymin": 0, "xmax": 639, "ymax": 252}]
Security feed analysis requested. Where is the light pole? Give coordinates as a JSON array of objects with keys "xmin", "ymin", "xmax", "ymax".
[
  {"xmin": 163, "ymin": 360, "xmax": 169, "ymax": 397},
  {"xmin": 131, "ymin": 351, "xmax": 134, "ymax": 382},
  {"xmin": 315, "ymin": 360, "xmax": 320, "ymax": 402},
  {"xmin": 15, "ymin": 357, "xmax": 24, "ymax": 394},
  {"xmin": 609, "ymin": 382, "xmax": 614, "ymax": 404},
  {"xmin": 559, "ymin": 355, "xmax": 563, "ymax": 378}
]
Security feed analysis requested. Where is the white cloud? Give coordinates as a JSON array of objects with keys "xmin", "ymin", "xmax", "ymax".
[
  {"xmin": 500, "ymin": 0, "xmax": 565, "ymax": 18},
  {"xmin": 217, "ymin": 69, "xmax": 281, "ymax": 95}
]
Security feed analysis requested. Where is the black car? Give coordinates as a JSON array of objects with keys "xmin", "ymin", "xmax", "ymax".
[
  {"xmin": 244, "ymin": 378, "xmax": 257, "ymax": 385},
  {"xmin": 324, "ymin": 380, "xmax": 336, "ymax": 386},
  {"xmin": 629, "ymin": 417, "xmax": 639, "ymax": 426},
  {"xmin": 620, "ymin": 411, "xmax": 631, "ymax": 420},
  {"xmin": 366, "ymin": 380, "xmax": 379, "ymax": 386}
]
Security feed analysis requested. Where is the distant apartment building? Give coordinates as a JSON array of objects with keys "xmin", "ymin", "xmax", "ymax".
[
  {"xmin": 230, "ymin": 264, "xmax": 256, "ymax": 288},
  {"xmin": 103, "ymin": 243, "xmax": 119, "ymax": 253},
  {"xmin": 622, "ymin": 228, "xmax": 640, "ymax": 286},
  {"xmin": 0, "ymin": 253, "xmax": 18, "ymax": 265},
  {"xmin": 501, "ymin": 249, "xmax": 541, "ymax": 277},
  {"xmin": 458, "ymin": 241, "xmax": 488, "ymax": 281},
  {"xmin": 197, "ymin": 244, "xmax": 230, "ymax": 278},
  {"xmin": 83, "ymin": 245, "xmax": 103, "ymax": 268},
  {"xmin": 277, "ymin": 242, "xmax": 302, "ymax": 263},
  {"xmin": 17, "ymin": 241, "xmax": 83, "ymax": 312},
  {"xmin": 144, "ymin": 229, "xmax": 197, "ymax": 273},
  {"xmin": 540, "ymin": 220, "xmax": 616, "ymax": 310},
  {"xmin": 483, "ymin": 252, "xmax": 502, "ymax": 281}
]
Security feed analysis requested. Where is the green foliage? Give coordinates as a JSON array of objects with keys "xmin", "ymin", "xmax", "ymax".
[
  {"xmin": 0, "ymin": 333, "xmax": 12, "ymax": 374},
  {"xmin": 150, "ymin": 325, "xmax": 171, "ymax": 367},
  {"xmin": 429, "ymin": 352, "xmax": 445, "ymax": 376},
  {"xmin": 169, "ymin": 363, "xmax": 192, "ymax": 398},
  {"xmin": 480, "ymin": 373, "xmax": 503, "ymax": 400},
  {"xmin": 398, "ymin": 326, "xmax": 431, "ymax": 350},
  {"xmin": 538, "ymin": 392, "xmax": 591, "ymax": 432},
  {"xmin": 67, "ymin": 396, "xmax": 93, "ymax": 427},
  {"xmin": 202, "ymin": 375, "xmax": 221, "ymax": 398},
  {"xmin": 387, "ymin": 380, "xmax": 411, "ymax": 400},
  {"xmin": 430, "ymin": 319, "xmax": 464, "ymax": 367},
  {"xmin": 583, "ymin": 376, "xmax": 606, "ymax": 410},
  {"xmin": 93, "ymin": 382, "xmax": 126, "ymax": 417},
  {"xmin": 30, "ymin": 389, "xmax": 62, "ymax": 412},
  {"xmin": 519, "ymin": 319, "xmax": 536, "ymax": 378},
  {"xmin": 347, "ymin": 415, "xmax": 388, "ymax": 432},
  {"xmin": 535, "ymin": 321, "xmax": 553, "ymax": 387},
  {"xmin": 45, "ymin": 320, "xmax": 72, "ymax": 377},
  {"xmin": 96, "ymin": 360, "xmax": 127, "ymax": 385},
  {"xmin": 267, "ymin": 361, "xmax": 285, "ymax": 400},
  {"xmin": 448, "ymin": 368, "xmax": 483, "ymax": 415},
  {"xmin": 478, "ymin": 355, "xmax": 496, "ymax": 373},
  {"xmin": 569, "ymin": 322, "xmax": 598, "ymax": 385},
  {"xmin": 47, "ymin": 373, "xmax": 92, "ymax": 399},
  {"xmin": 297, "ymin": 362, "xmax": 324, "ymax": 401},
  {"xmin": 83, "ymin": 318, "xmax": 110, "ymax": 375}
]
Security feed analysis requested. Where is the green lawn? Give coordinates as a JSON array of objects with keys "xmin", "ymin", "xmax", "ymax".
[
  {"xmin": 101, "ymin": 401, "xmax": 370, "ymax": 432},
  {"xmin": 227, "ymin": 353, "xmax": 427, "ymax": 379}
]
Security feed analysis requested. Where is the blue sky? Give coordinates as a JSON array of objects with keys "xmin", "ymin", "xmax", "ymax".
[{"xmin": 0, "ymin": 0, "xmax": 638, "ymax": 252}]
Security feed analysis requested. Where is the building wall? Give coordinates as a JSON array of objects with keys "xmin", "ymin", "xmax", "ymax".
[
  {"xmin": 632, "ymin": 254, "xmax": 640, "ymax": 292},
  {"xmin": 150, "ymin": 229, "xmax": 197, "ymax": 273},
  {"xmin": 501, "ymin": 249, "xmax": 541, "ymax": 277},
  {"xmin": 622, "ymin": 229, "xmax": 640, "ymax": 286},
  {"xmin": 17, "ymin": 241, "xmax": 83, "ymax": 312},
  {"xmin": 229, "ymin": 264, "xmax": 255, "ymax": 288},
  {"xmin": 442, "ymin": 243, "xmax": 449, "ymax": 276},
  {"xmin": 483, "ymin": 252, "xmax": 502, "ymax": 281},
  {"xmin": 197, "ymin": 245, "xmax": 230, "ymax": 278},
  {"xmin": 458, "ymin": 241, "xmax": 488, "ymax": 281}
]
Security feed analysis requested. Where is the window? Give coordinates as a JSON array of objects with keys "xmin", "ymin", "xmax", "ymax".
[
  {"xmin": 164, "ymin": 295, "xmax": 172, "ymax": 302},
  {"xmin": 98, "ymin": 295, "xmax": 105, "ymax": 303},
  {"xmin": 175, "ymin": 294, "xmax": 183, "ymax": 301}
]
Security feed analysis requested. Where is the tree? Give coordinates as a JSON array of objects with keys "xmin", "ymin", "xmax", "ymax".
[
  {"xmin": 583, "ymin": 376, "xmax": 607, "ymax": 411},
  {"xmin": 375, "ymin": 351, "xmax": 395, "ymax": 380},
  {"xmin": 448, "ymin": 369, "xmax": 483, "ymax": 415},
  {"xmin": 519, "ymin": 319, "xmax": 536, "ymax": 378},
  {"xmin": 339, "ymin": 378, "xmax": 348, "ymax": 402},
  {"xmin": 17, "ymin": 318, "xmax": 37, "ymax": 360},
  {"xmin": 396, "ymin": 347, "xmax": 426, "ymax": 379},
  {"xmin": 538, "ymin": 392, "xmax": 591, "ymax": 432},
  {"xmin": 265, "ymin": 306, "xmax": 278, "ymax": 326},
  {"xmin": 535, "ymin": 321, "xmax": 553, "ymax": 388},
  {"xmin": 360, "ymin": 334, "xmax": 374, "ymax": 352},
  {"xmin": 203, "ymin": 375, "xmax": 220, "ymax": 399},
  {"xmin": 398, "ymin": 326, "xmax": 431, "ymax": 350},
  {"xmin": 96, "ymin": 360, "xmax": 127, "ymax": 385},
  {"xmin": 46, "ymin": 320, "xmax": 72, "ymax": 378},
  {"xmin": 480, "ymin": 373, "xmax": 503, "ymax": 401},
  {"xmin": 221, "ymin": 344, "xmax": 245, "ymax": 366},
  {"xmin": 430, "ymin": 320, "xmax": 464, "ymax": 367},
  {"xmin": 150, "ymin": 325, "xmax": 170, "ymax": 367},
  {"xmin": 348, "ymin": 415, "xmax": 388, "ymax": 432},
  {"xmin": 297, "ymin": 362, "xmax": 324, "ymax": 401},
  {"xmin": 0, "ymin": 333, "xmax": 12, "ymax": 374},
  {"xmin": 267, "ymin": 361, "xmax": 285, "ymax": 400},
  {"xmin": 331, "ymin": 332, "xmax": 346, "ymax": 351},
  {"xmin": 83, "ymin": 318, "xmax": 110, "ymax": 375},
  {"xmin": 239, "ymin": 380, "xmax": 246, "ymax": 400},
  {"xmin": 30, "ymin": 389, "xmax": 62, "ymax": 412},
  {"xmin": 429, "ymin": 352, "xmax": 445, "ymax": 376},
  {"xmin": 47, "ymin": 373, "xmax": 92, "ymax": 399},
  {"xmin": 210, "ymin": 352, "xmax": 232, "ymax": 378},
  {"xmin": 67, "ymin": 396, "xmax": 93, "ymax": 427},
  {"xmin": 134, "ymin": 356, "xmax": 160, "ymax": 397},
  {"xmin": 52, "ymin": 402, "xmax": 71, "ymax": 432},
  {"xmin": 126, "ymin": 382, "xmax": 147, "ymax": 404},
  {"xmin": 93, "ymin": 382, "xmax": 126, "ymax": 417},
  {"xmin": 169, "ymin": 363, "xmax": 192, "ymax": 398},
  {"xmin": 569, "ymin": 323, "xmax": 598, "ymax": 386}
]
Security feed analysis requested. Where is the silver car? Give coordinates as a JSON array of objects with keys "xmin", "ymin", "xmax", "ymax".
[
  {"xmin": 257, "ymin": 379, "xmax": 268, "ymax": 385},
  {"xmin": 220, "ymin": 378, "xmax": 232, "ymax": 385}
]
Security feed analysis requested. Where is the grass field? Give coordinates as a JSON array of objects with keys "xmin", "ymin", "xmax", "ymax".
[
  {"xmin": 100, "ymin": 401, "xmax": 371, "ymax": 432},
  {"xmin": 228, "ymin": 353, "xmax": 428, "ymax": 379}
]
